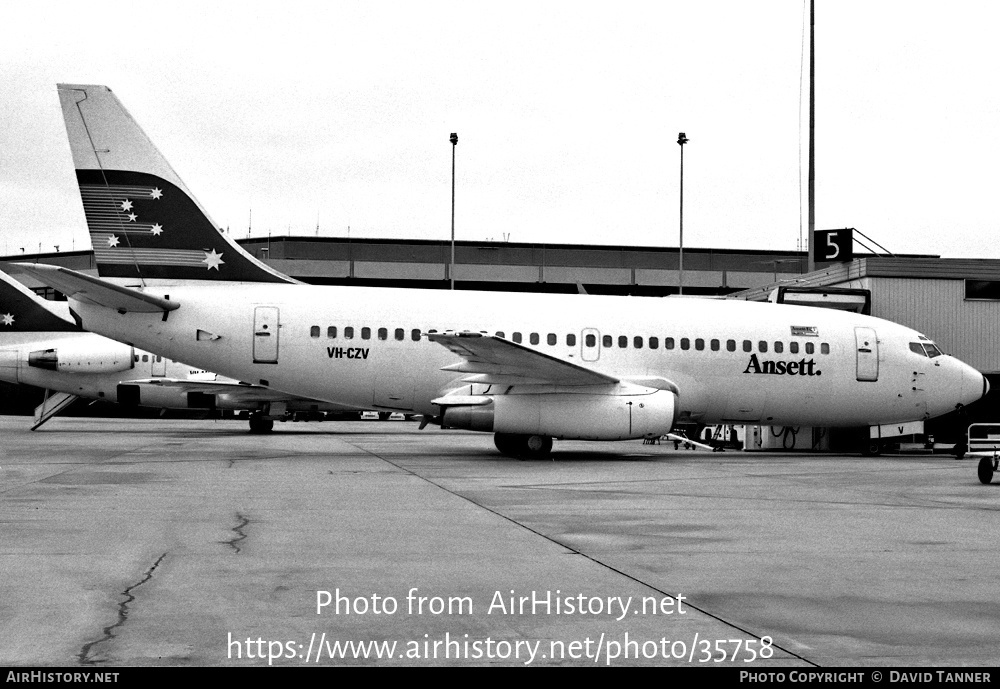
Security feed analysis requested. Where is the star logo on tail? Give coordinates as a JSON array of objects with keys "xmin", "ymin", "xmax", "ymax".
[
  {"xmin": 202, "ymin": 249, "xmax": 225, "ymax": 271},
  {"xmin": 1, "ymin": 313, "xmax": 14, "ymax": 326}
]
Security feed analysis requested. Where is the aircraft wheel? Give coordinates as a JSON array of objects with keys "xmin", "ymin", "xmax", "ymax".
[
  {"xmin": 494, "ymin": 433, "xmax": 553, "ymax": 459},
  {"xmin": 978, "ymin": 457, "xmax": 995, "ymax": 485},
  {"xmin": 494, "ymin": 433, "xmax": 520, "ymax": 456},
  {"xmin": 523, "ymin": 434, "xmax": 553, "ymax": 459},
  {"xmin": 862, "ymin": 441, "xmax": 882, "ymax": 456},
  {"xmin": 249, "ymin": 414, "xmax": 274, "ymax": 434}
]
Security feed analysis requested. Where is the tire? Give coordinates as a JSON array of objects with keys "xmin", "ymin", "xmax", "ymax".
[{"xmin": 978, "ymin": 457, "xmax": 995, "ymax": 485}]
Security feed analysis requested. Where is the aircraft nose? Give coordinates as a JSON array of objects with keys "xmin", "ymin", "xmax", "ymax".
[{"xmin": 964, "ymin": 365, "xmax": 989, "ymax": 405}]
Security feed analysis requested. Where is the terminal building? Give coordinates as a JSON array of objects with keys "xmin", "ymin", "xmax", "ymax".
[{"xmin": 3, "ymin": 237, "xmax": 998, "ymax": 450}]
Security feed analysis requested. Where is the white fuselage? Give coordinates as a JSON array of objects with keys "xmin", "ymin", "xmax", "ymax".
[{"xmin": 65, "ymin": 283, "xmax": 985, "ymax": 429}]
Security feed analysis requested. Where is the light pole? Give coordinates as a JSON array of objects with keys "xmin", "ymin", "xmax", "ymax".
[
  {"xmin": 450, "ymin": 132, "xmax": 458, "ymax": 289},
  {"xmin": 677, "ymin": 132, "xmax": 688, "ymax": 295}
]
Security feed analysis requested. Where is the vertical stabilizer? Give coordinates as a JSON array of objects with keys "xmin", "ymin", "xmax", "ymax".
[{"xmin": 57, "ymin": 84, "xmax": 294, "ymax": 284}]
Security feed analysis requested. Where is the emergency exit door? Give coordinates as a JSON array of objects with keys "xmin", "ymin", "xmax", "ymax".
[
  {"xmin": 855, "ymin": 327, "xmax": 879, "ymax": 382},
  {"xmin": 253, "ymin": 306, "xmax": 280, "ymax": 364}
]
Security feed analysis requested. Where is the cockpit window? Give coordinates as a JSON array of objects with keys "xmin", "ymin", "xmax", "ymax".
[{"xmin": 910, "ymin": 341, "xmax": 944, "ymax": 358}]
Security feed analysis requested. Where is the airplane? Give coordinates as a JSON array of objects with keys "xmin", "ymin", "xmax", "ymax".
[
  {"xmin": 15, "ymin": 83, "xmax": 989, "ymax": 458},
  {"xmin": 0, "ymin": 266, "xmax": 360, "ymax": 431}
]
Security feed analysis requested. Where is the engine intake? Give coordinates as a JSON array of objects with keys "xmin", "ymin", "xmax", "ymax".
[{"xmin": 28, "ymin": 340, "xmax": 135, "ymax": 373}]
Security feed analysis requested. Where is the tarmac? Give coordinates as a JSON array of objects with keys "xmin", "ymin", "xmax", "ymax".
[{"xmin": 0, "ymin": 415, "xmax": 997, "ymax": 668}]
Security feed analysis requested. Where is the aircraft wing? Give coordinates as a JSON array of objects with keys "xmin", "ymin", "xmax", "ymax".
[
  {"xmin": 12, "ymin": 264, "xmax": 178, "ymax": 314},
  {"xmin": 130, "ymin": 378, "xmax": 308, "ymax": 403},
  {"xmin": 427, "ymin": 332, "xmax": 619, "ymax": 386}
]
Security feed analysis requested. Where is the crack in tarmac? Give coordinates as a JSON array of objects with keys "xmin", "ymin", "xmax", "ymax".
[{"xmin": 77, "ymin": 552, "xmax": 168, "ymax": 666}]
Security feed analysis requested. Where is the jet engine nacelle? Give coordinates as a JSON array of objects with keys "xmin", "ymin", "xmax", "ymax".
[
  {"xmin": 441, "ymin": 389, "xmax": 678, "ymax": 440},
  {"xmin": 27, "ymin": 340, "xmax": 135, "ymax": 373}
]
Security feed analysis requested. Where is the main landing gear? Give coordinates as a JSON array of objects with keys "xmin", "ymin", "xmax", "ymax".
[
  {"xmin": 494, "ymin": 433, "xmax": 553, "ymax": 459},
  {"xmin": 978, "ymin": 456, "xmax": 997, "ymax": 485},
  {"xmin": 248, "ymin": 412, "xmax": 274, "ymax": 434}
]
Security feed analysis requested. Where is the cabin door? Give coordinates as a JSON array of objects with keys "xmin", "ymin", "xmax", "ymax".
[
  {"xmin": 253, "ymin": 306, "xmax": 280, "ymax": 364},
  {"xmin": 855, "ymin": 327, "xmax": 879, "ymax": 382}
]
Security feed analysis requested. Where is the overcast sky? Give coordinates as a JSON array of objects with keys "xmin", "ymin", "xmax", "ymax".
[{"xmin": 1, "ymin": 0, "xmax": 998, "ymax": 260}]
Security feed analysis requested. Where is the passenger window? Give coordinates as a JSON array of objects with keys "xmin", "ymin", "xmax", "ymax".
[
  {"xmin": 634, "ymin": 336, "xmax": 643, "ymax": 349},
  {"xmin": 618, "ymin": 336, "xmax": 627, "ymax": 348},
  {"xmin": 727, "ymin": 339, "xmax": 736, "ymax": 352},
  {"xmin": 496, "ymin": 331, "xmax": 505, "ymax": 338},
  {"xmin": 328, "ymin": 326, "xmax": 337, "ymax": 339},
  {"xmin": 134, "ymin": 354, "xmax": 139, "ymax": 362},
  {"xmin": 310, "ymin": 326, "xmax": 320, "ymax": 338},
  {"xmin": 394, "ymin": 328, "xmax": 404, "ymax": 341},
  {"xmin": 530, "ymin": 333, "xmax": 539, "ymax": 345},
  {"xmin": 711, "ymin": 339, "xmax": 720, "ymax": 351},
  {"xmin": 790, "ymin": 342, "xmax": 799, "ymax": 354},
  {"xmin": 695, "ymin": 338, "xmax": 704, "ymax": 351},
  {"xmin": 361, "ymin": 327, "xmax": 371, "ymax": 340},
  {"xmin": 758, "ymin": 341, "xmax": 768, "ymax": 353},
  {"xmin": 142, "ymin": 355, "xmax": 148, "ymax": 362},
  {"xmin": 567, "ymin": 334, "xmax": 576, "ymax": 346},
  {"xmin": 603, "ymin": 335, "xmax": 613, "ymax": 347},
  {"xmin": 513, "ymin": 332, "xmax": 522, "ymax": 344},
  {"xmin": 743, "ymin": 340, "xmax": 752, "ymax": 352},
  {"xmin": 774, "ymin": 341, "xmax": 783, "ymax": 353},
  {"xmin": 649, "ymin": 336, "xmax": 659, "ymax": 350},
  {"xmin": 681, "ymin": 338, "xmax": 690, "ymax": 350},
  {"xmin": 821, "ymin": 343, "xmax": 830, "ymax": 355},
  {"xmin": 805, "ymin": 342, "xmax": 814, "ymax": 354},
  {"xmin": 547, "ymin": 333, "xmax": 556, "ymax": 346},
  {"xmin": 345, "ymin": 327, "xmax": 354, "ymax": 339},
  {"xmin": 585, "ymin": 334, "xmax": 596, "ymax": 347},
  {"xmin": 665, "ymin": 337, "xmax": 675, "ymax": 350},
  {"xmin": 411, "ymin": 329, "xmax": 421, "ymax": 341},
  {"xmin": 378, "ymin": 328, "xmax": 388, "ymax": 340}
]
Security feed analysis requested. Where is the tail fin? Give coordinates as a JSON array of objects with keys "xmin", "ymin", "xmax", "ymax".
[
  {"xmin": 57, "ymin": 84, "xmax": 294, "ymax": 284},
  {"xmin": 0, "ymin": 268, "xmax": 82, "ymax": 332}
]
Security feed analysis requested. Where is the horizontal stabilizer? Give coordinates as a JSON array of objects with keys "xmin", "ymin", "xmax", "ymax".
[
  {"xmin": 12, "ymin": 264, "xmax": 179, "ymax": 314},
  {"xmin": 0, "ymin": 267, "xmax": 82, "ymax": 332}
]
